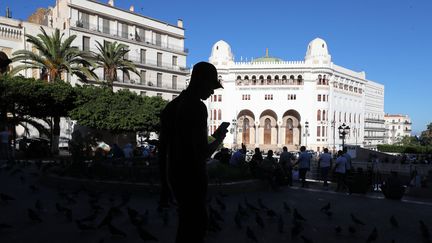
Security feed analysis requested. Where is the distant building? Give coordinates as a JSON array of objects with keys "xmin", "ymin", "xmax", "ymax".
[
  {"xmin": 384, "ymin": 114, "xmax": 412, "ymax": 144},
  {"xmin": 206, "ymin": 38, "xmax": 385, "ymax": 152},
  {"xmin": 0, "ymin": 0, "xmax": 188, "ymax": 100},
  {"xmin": 0, "ymin": 0, "xmax": 188, "ymax": 141}
]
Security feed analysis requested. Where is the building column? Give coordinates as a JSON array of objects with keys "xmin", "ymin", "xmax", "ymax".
[{"xmin": 255, "ymin": 124, "xmax": 259, "ymax": 147}]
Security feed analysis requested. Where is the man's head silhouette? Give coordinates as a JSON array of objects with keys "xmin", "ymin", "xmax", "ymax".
[{"xmin": 188, "ymin": 62, "xmax": 222, "ymax": 100}]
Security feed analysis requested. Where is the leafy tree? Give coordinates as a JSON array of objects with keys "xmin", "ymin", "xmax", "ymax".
[
  {"xmin": 70, "ymin": 86, "xmax": 167, "ymax": 134},
  {"xmin": 11, "ymin": 27, "xmax": 95, "ymax": 154},
  {"xmin": 92, "ymin": 41, "xmax": 139, "ymax": 91},
  {"xmin": 420, "ymin": 122, "xmax": 432, "ymax": 146}
]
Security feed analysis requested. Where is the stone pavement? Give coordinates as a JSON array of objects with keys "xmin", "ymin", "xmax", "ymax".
[{"xmin": 1, "ymin": 162, "xmax": 432, "ymax": 243}]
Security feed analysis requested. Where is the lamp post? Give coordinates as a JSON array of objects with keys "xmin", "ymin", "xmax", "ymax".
[
  {"xmin": 231, "ymin": 118, "xmax": 237, "ymax": 148},
  {"xmin": 303, "ymin": 121, "xmax": 310, "ymax": 147},
  {"xmin": 338, "ymin": 123, "xmax": 350, "ymax": 150},
  {"xmin": 331, "ymin": 120, "xmax": 336, "ymax": 154}
]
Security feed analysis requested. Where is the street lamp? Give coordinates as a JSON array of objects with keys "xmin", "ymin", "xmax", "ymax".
[
  {"xmin": 303, "ymin": 121, "xmax": 310, "ymax": 147},
  {"xmin": 231, "ymin": 118, "xmax": 237, "ymax": 148},
  {"xmin": 338, "ymin": 123, "xmax": 350, "ymax": 150},
  {"xmin": 331, "ymin": 120, "xmax": 336, "ymax": 154}
]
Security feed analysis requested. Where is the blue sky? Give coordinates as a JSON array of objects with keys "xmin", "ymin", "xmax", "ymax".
[{"xmin": 1, "ymin": 0, "xmax": 431, "ymax": 134}]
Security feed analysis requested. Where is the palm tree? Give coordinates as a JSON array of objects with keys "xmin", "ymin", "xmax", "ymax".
[
  {"xmin": 92, "ymin": 40, "xmax": 139, "ymax": 90},
  {"xmin": 11, "ymin": 27, "xmax": 97, "ymax": 154}
]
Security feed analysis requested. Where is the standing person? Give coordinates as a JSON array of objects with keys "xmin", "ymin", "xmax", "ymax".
[
  {"xmin": 159, "ymin": 62, "xmax": 226, "ymax": 243},
  {"xmin": 318, "ymin": 148, "xmax": 332, "ymax": 188},
  {"xmin": 334, "ymin": 150, "xmax": 348, "ymax": 192},
  {"xmin": 295, "ymin": 146, "xmax": 311, "ymax": 187},
  {"xmin": 0, "ymin": 125, "xmax": 11, "ymax": 160},
  {"xmin": 279, "ymin": 146, "xmax": 293, "ymax": 186},
  {"xmin": 229, "ymin": 143, "xmax": 246, "ymax": 167},
  {"xmin": 343, "ymin": 147, "xmax": 352, "ymax": 173},
  {"xmin": 249, "ymin": 147, "xmax": 263, "ymax": 177}
]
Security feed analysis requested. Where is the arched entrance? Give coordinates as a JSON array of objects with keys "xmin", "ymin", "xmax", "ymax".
[
  {"xmin": 259, "ymin": 109, "xmax": 278, "ymax": 148},
  {"xmin": 237, "ymin": 109, "xmax": 255, "ymax": 146},
  {"xmin": 242, "ymin": 117, "xmax": 250, "ymax": 144},
  {"xmin": 264, "ymin": 118, "xmax": 271, "ymax": 144},
  {"xmin": 282, "ymin": 109, "xmax": 301, "ymax": 149}
]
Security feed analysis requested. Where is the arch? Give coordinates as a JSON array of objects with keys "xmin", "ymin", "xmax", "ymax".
[
  {"xmin": 266, "ymin": 75, "xmax": 272, "ymax": 85},
  {"xmin": 259, "ymin": 75, "xmax": 264, "ymax": 85},
  {"xmin": 274, "ymin": 75, "xmax": 279, "ymax": 84},
  {"xmin": 252, "ymin": 75, "xmax": 256, "ymax": 80},
  {"xmin": 236, "ymin": 75, "xmax": 241, "ymax": 80},
  {"xmin": 264, "ymin": 118, "xmax": 271, "ymax": 144},
  {"xmin": 243, "ymin": 117, "xmax": 251, "ymax": 144},
  {"xmin": 297, "ymin": 75, "xmax": 303, "ymax": 85},
  {"xmin": 282, "ymin": 75, "xmax": 287, "ymax": 84},
  {"xmin": 244, "ymin": 75, "xmax": 249, "ymax": 80},
  {"xmin": 282, "ymin": 109, "xmax": 301, "ymax": 146}
]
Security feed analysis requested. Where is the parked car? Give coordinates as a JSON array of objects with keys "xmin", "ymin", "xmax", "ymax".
[{"xmin": 16, "ymin": 137, "xmax": 51, "ymax": 158}]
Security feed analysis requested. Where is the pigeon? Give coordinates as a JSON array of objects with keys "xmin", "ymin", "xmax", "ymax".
[
  {"xmin": 98, "ymin": 212, "xmax": 113, "ymax": 228},
  {"xmin": 79, "ymin": 211, "xmax": 99, "ymax": 223},
  {"xmin": 291, "ymin": 220, "xmax": 304, "ymax": 238},
  {"xmin": 245, "ymin": 197, "xmax": 259, "ymax": 212},
  {"xmin": 216, "ymin": 197, "xmax": 226, "ymax": 211},
  {"xmin": 348, "ymin": 225, "xmax": 356, "ymax": 235},
  {"xmin": 390, "ymin": 215, "xmax": 399, "ymax": 228},
  {"xmin": 64, "ymin": 208, "xmax": 73, "ymax": 221},
  {"xmin": 19, "ymin": 175, "xmax": 25, "ymax": 183},
  {"xmin": 237, "ymin": 203, "xmax": 248, "ymax": 218},
  {"xmin": 29, "ymin": 184, "xmax": 39, "ymax": 192},
  {"xmin": 320, "ymin": 202, "xmax": 331, "ymax": 212},
  {"xmin": 267, "ymin": 209, "xmax": 277, "ymax": 218},
  {"xmin": 335, "ymin": 225, "xmax": 342, "ymax": 234},
  {"xmin": 208, "ymin": 213, "xmax": 222, "ymax": 232},
  {"xmin": 35, "ymin": 199, "xmax": 43, "ymax": 212},
  {"xmin": 108, "ymin": 223, "xmax": 127, "ymax": 237},
  {"xmin": 209, "ymin": 205, "xmax": 223, "ymax": 222},
  {"xmin": 235, "ymin": 211, "xmax": 242, "ymax": 229},
  {"xmin": 258, "ymin": 198, "xmax": 269, "ymax": 210},
  {"xmin": 278, "ymin": 215, "xmax": 284, "ymax": 233},
  {"xmin": 324, "ymin": 210, "xmax": 333, "ymax": 218},
  {"xmin": 350, "ymin": 213, "xmax": 365, "ymax": 226},
  {"xmin": 137, "ymin": 225, "xmax": 158, "ymax": 241},
  {"xmin": 294, "ymin": 208, "xmax": 306, "ymax": 221},
  {"xmin": 419, "ymin": 220, "xmax": 430, "ymax": 240},
  {"xmin": 0, "ymin": 192, "xmax": 15, "ymax": 203},
  {"xmin": 301, "ymin": 235, "xmax": 314, "ymax": 243},
  {"xmin": 246, "ymin": 226, "xmax": 258, "ymax": 243},
  {"xmin": 366, "ymin": 227, "xmax": 378, "ymax": 243},
  {"xmin": 283, "ymin": 201, "xmax": 291, "ymax": 213},
  {"xmin": 76, "ymin": 220, "xmax": 96, "ymax": 230},
  {"xmin": 28, "ymin": 208, "xmax": 42, "ymax": 222},
  {"xmin": 0, "ymin": 223, "xmax": 13, "ymax": 230},
  {"xmin": 56, "ymin": 202, "xmax": 68, "ymax": 213},
  {"xmin": 255, "ymin": 212, "xmax": 265, "ymax": 228}
]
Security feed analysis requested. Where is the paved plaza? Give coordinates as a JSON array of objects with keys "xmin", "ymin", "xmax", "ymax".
[{"xmin": 1, "ymin": 162, "xmax": 432, "ymax": 243}]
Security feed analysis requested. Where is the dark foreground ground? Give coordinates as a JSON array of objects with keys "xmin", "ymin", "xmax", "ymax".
[{"xmin": 1, "ymin": 161, "xmax": 431, "ymax": 243}]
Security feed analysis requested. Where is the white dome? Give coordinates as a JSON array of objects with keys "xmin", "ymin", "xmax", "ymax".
[
  {"xmin": 305, "ymin": 38, "xmax": 331, "ymax": 64},
  {"xmin": 209, "ymin": 40, "xmax": 234, "ymax": 66}
]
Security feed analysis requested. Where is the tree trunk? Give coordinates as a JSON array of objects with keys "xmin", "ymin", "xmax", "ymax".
[{"xmin": 51, "ymin": 116, "xmax": 60, "ymax": 155}]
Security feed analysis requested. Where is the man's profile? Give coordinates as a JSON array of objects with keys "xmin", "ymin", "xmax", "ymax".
[{"xmin": 159, "ymin": 61, "xmax": 226, "ymax": 243}]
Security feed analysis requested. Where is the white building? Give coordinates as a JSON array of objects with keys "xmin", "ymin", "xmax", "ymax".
[
  {"xmin": 1, "ymin": 0, "xmax": 188, "ymax": 100},
  {"xmin": 1, "ymin": 0, "xmax": 188, "ymax": 141},
  {"xmin": 207, "ymin": 38, "xmax": 385, "ymax": 152},
  {"xmin": 384, "ymin": 114, "xmax": 412, "ymax": 144}
]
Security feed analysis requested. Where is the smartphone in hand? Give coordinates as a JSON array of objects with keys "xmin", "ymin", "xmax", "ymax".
[{"xmin": 212, "ymin": 121, "xmax": 230, "ymax": 139}]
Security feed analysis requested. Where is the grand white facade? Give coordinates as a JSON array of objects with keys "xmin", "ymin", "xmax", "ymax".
[
  {"xmin": 207, "ymin": 38, "xmax": 385, "ymax": 152},
  {"xmin": 1, "ymin": 0, "xmax": 188, "ymax": 101}
]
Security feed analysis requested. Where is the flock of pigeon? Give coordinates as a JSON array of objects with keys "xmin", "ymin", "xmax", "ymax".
[{"xmin": 0, "ymin": 160, "xmax": 431, "ymax": 243}]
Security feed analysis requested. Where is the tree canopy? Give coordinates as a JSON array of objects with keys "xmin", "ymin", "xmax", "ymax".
[{"xmin": 70, "ymin": 86, "xmax": 167, "ymax": 133}]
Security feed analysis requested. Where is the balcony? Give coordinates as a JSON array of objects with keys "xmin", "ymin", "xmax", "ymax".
[
  {"xmin": 0, "ymin": 23, "xmax": 23, "ymax": 40},
  {"xmin": 236, "ymin": 79, "xmax": 303, "ymax": 86},
  {"xmin": 72, "ymin": 20, "xmax": 188, "ymax": 54}
]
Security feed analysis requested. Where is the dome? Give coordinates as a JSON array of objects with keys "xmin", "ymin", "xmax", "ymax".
[
  {"xmin": 304, "ymin": 38, "xmax": 331, "ymax": 64},
  {"xmin": 209, "ymin": 40, "xmax": 234, "ymax": 66},
  {"xmin": 252, "ymin": 48, "xmax": 283, "ymax": 63}
]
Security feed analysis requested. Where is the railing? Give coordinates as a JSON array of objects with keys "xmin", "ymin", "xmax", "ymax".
[
  {"xmin": 72, "ymin": 20, "xmax": 188, "ymax": 53},
  {"xmin": 0, "ymin": 24, "xmax": 23, "ymax": 40},
  {"xmin": 236, "ymin": 79, "xmax": 303, "ymax": 86},
  {"xmin": 115, "ymin": 79, "xmax": 185, "ymax": 91}
]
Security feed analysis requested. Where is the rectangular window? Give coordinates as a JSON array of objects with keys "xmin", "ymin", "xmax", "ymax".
[
  {"xmin": 140, "ymin": 49, "xmax": 146, "ymax": 64},
  {"xmin": 157, "ymin": 93, "xmax": 162, "ymax": 97},
  {"xmin": 79, "ymin": 12, "xmax": 89, "ymax": 29},
  {"xmin": 123, "ymin": 46, "xmax": 129, "ymax": 60},
  {"xmin": 323, "ymin": 95, "xmax": 326, "ymax": 102},
  {"xmin": 155, "ymin": 33, "xmax": 162, "ymax": 46},
  {"xmin": 172, "ymin": 56, "xmax": 178, "ymax": 66},
  {"xmin": 218, "ymin": 95, "xmax": 222, "ymax": 102},
  {"xmin": 172, "ymin": 95, "xmax": 177, "ymax": 99},
  {"xmin": 140, "ymin": 70, "xmax": 146, "ymax": 84},
  {"xmin": 82, "ymin": 36, "xmax": 90, "ymax": 51},
  {"xmin": 120, "ymin": 22, "xmax": 128, "ymax": 38},
  {"xmin": 172, "ymin": 75, "xmax": 177, "ymax": 89},
  {"xmin": 317, "ymin": 126, "xmax": 321, "ymax": 137},
  {"xmin": 157, "ymin": 52, "xmax": 162, "ymax": 67},
  {"xmin": 123, "ymin": 71, "xmax": 130, "ymax": 82},
  {"xmin": 140, "ymin": 91, "xmax": 146, "ymax": 96},
  {"xmin": 136, "ymin": 28, "xmax": 145, "ymax": 42},
  {"xmin": 157, "ymin": 73, "xmax": 162, "ymax": 87},
  {"xmin": 318, "ymin": 94, "xmax": 321, "ymax": 101},
  {"xmin": 322, "ymin": 126, "xmax": 325, "ymax": 136},
  {"xmin": 102, "ymin": 18, "xmax": 110, "ymax": 34}
]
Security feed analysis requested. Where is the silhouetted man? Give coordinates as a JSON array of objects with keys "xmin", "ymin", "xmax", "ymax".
[{"xmin": 159, "ymin": 62, "xmax": 226, "ymax": 243}]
